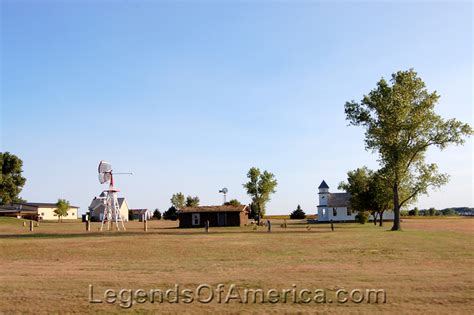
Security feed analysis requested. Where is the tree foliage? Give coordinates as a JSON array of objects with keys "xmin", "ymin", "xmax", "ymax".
[
  {"xmin": 290, "ymin": 205, "xmax": 306, "ymax": 219},
  {"xmin": 0, "ymin": 152, "xmax": 27, "ymax": 205},
  {"xmin": 163, "ymin": 206, "xmax": 178, "ymax": 220},
  {"xmin": 344, "ymin": 69, "xmax": 472, "ymax": 230},
  {"xmin": 243, "ymin": 167, "xmax": 277, "ymax": 223},
  {"xmin": 153, "ymin": 208, "xmax": 162, "ymax": 220},
  {"xmin": 54, "ymin": 199, "xmax": 70, "ymax": 223},
  {"xmin": 338, "ymin": 167, "xmax": 395, "ymax": 226},
  {"xmin": 224, "ymin": 199, "xmax": 242, "ymax": 206},
  {"xmin": 170, "ymin": 192, "xmax": 185, "ymax": 210},
  {"xmin": 185, "ymin": 195, "xmax": 200, "ymax": 207}
]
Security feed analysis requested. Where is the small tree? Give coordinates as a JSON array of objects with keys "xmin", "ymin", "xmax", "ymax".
[
  {"xmin": 163, "ymin": 206, "xmax": 178, "ymax": 221},
  {"xmin": 224, "ymin": 199, "xmax": 242, "ymax": 206},
  {"xmin": 153, "ymin": 209, "xmax": 162, "ymax": 220},
  {"xmin": 243, "ymin": 167, "xmax": 278, "ymax": 225},
  {"xmin": 290, "ymin": 205, "xmax": 306, "ymax": 219},
  {"xmin": 428, "ymin": 207, "xmax": 436, "ymax": 216},
  {"xmin": 54, "ymin": 199, "xmax": 70, "ymax": 222},
  {"xmin": 170, "ymin": 193, "xmax": 185, "ymax": 210},
  {"xmin": 0, "ymin": 152, "xmax": 27, "ymax": 205},
  {"xmin": 185, "ymin": 195, "xmax": 200, "ymax": 207}
]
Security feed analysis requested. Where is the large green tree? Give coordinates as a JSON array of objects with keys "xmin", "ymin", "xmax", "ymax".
[
  {"xmin": 344, "ymin": 69, "xmax": 472, "ymax": 230},
  {"xmin": 54, "ymin": 199, "xmax": 70, "ymax": 223},
  {"xmin": 243, "ymin": 167, "xmax": 277, "ymax": 224},
  {"xmin": 170, "ymin": 192, "xmax": 185, "ymax": 209},
  {"xmin": 0, "ymin": 152, "xmax": 27, "ymax": 205}
]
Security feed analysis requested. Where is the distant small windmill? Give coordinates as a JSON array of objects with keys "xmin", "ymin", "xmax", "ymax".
[
  {"xmin": 219, "ymin": 187, "xmax": 228, "ymax": 204},
  {"xmin": 97, "ymin": 161, "xmax": 132, "ymax": 231}
]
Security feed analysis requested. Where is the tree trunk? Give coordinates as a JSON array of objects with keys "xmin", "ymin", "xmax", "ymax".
[
  {"xmin": 373, "ymin": 212, "xmax": 378, "ymax": 225},
  {"xmin": 379, "ymin": 211, "xmax": 384, "ymax": 227},
  {"xmin": 391, "ymin": 183, "xmax": 401, "ymax": 231}
]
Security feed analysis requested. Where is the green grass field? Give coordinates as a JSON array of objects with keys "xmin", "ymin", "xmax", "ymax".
[{"xmin": 0, "ymin": 217, "xmax": 472, "ymax": 314}]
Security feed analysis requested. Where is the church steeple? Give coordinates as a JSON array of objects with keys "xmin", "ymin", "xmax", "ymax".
[{"xmin": 318, "ymin": 180, "xmax": 329, "ymax": 206}]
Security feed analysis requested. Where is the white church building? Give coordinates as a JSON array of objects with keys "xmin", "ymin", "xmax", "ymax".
[{"xmin": 316, "ymin": 180, "xmax": 394, "ymax": 222}]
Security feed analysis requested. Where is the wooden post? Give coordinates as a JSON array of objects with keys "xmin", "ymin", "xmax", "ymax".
[
  {"xmin": 205, "ymin": 220, "xmax": 209, "ymax": 233},
  {"xmin": 267, "ymin": 220, "xmax": 271, "ymax": 232},
  {"xmin": 86, "ymin": 221, "xmax": 90, "ymax": 232},
  {"xmin": 330, "ymin": 219, "xmax": 334, "ymax": 231},
  {"xmin": 283, "ymin": 219, "xmax": 287, "ymax": 229},
  {"xmin": 29, "ymin": 220, "xmax": 34, "ymax": 232},
  {"xmin": 23, "ymin": 221, "xmax": 26, "ymax": 227},
  {"xmin": 143, "ymin": 214, "xmax": 148, "ymax": 232}
]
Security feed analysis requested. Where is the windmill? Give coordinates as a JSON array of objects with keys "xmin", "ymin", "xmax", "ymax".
[
  {"xmin": 219, "ymin": 187, "xmax": 228, "ymax": 204},
  {"xmin": 97, "ymin": 161, "xmax": 132, "ymax": 231}
]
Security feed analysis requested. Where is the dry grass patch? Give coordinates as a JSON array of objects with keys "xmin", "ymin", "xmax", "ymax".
[{"xmin": 0, "ymin": 217, "xmax": 472, "ymax": 314}]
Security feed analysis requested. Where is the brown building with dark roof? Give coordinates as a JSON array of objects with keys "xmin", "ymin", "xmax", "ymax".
[{"xmin": 178, "ymin": 205, "xmax": 250, "ymax": 228}]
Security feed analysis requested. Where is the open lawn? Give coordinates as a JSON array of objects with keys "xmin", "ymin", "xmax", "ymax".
[{"xmin": 0, "ymin": 217, "xmax": 473, "ymax": 314}]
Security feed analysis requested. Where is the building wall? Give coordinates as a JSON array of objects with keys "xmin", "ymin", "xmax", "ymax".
[
  {"xmin": 317, "ymin": 206, "xmax": 394, "ymax": 222},
  {"xmin": 179, "ymin": 212, "xmax": 244, "ymax": 228},
  {"xmin": 38, "ymin": 207, "xmax": 78, "ymax": 221}
]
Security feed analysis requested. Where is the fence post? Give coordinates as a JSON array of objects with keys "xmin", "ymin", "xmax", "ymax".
[
  {"xmin": 330, "ymin": 219, "xmax": 334, "ymax": 231},
  {"xmin": 143, "ymin": 214, "xmax": 148, "ymax": 232},
  {"xmin": 29, "ymin": 220, "xmax": 34, "ymax": 232},
  {"xmin": 205, "ymin": 220, "xmax": 209, "ymax": 233},
  {"xmin": 267, "ymin": 220, "xmax": 271, "ymax": 232}
]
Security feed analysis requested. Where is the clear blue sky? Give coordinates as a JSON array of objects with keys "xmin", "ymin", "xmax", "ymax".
[{"xmin": 1, "ymin": 1, "xmax": 472, "ymax": 214}]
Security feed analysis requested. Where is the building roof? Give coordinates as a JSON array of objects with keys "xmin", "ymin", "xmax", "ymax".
[
  {"xmin": 179, "ymin": 205, "xmax": 249, "ymax": 213},
  {"xmin": 0, "ymin": 207, "xmax": 38, "ymax": 214},
  {"xmin": 17, "ymin": 202, "xmax": 79, "ymax": 209},
  {"xmin": 327, "ymin": 193, "xmax": 351, "ymax": 208},
  {"xmin": 318, "ymin": 180, "xmax": 329, "ymax": 189}
]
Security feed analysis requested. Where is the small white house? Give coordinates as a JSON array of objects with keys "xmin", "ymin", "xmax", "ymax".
[{"xmin": 316, "ymin": 180, "xmax": 394, "ymax": 222}]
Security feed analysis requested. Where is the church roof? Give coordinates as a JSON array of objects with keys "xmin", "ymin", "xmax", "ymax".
[
  {"xmin": 327, "ymin": 193, "xmax": 351, "ymax": 208},
  {"xmin": 318, "ymin": 180, "xmax": 329, "ymax": 189}
]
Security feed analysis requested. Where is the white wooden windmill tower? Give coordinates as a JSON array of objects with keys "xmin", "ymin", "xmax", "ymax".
[{"xmin": 97, "ymin": 161, "xmax": 131, "ymax": 231}]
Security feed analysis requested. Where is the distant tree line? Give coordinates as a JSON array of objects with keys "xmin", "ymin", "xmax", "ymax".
[{"xmin": 400, "ymin": 207, "xmax": 472, "ymax": 217}]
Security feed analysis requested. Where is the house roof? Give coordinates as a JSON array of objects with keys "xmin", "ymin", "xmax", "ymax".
[
  {"xmin": 327, "ymin": 193, "xmax": 351, "ymax": 208},
  {"xmin": 179, "ymin": 205, "xmax": 249, "ymax": 213},
  {"xmin": 318, "ymin": 180, "xmax": 329, "ymax": 189},
  {"xmin": 17, "ymin": 202, "xmax": 79, "ymax": 209}
]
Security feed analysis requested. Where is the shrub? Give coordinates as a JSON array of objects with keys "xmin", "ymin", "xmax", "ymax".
[
  {"xmin": 355, "ymin": 211, "xmax": 369, "ymax": 224},
  {"xmin": 290, "ymin": 205, "xmax": 306, "ymax": 219},
  {"xmin": 153, "ymin": 209, "xmax": 162, "ymax": 220}
]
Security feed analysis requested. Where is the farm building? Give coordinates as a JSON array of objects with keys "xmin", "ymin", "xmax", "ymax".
[
  {"xmin": 129, "ymin": 208, "xmax": 152, "ymax": 221},
  {"xmin": 178, "ymin": 205, "xmax": 250, "ymax": 228},
  {"xmin": 317, "ymin": 180, "xmax": 394, "ymax": 222},
  {"xmin": 88, "ymin": 194, "xmax": 129, "ymax": 222},
  {"xmin": 0, "ymin": 203, "xmax": 79, "ymax": 221}
]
